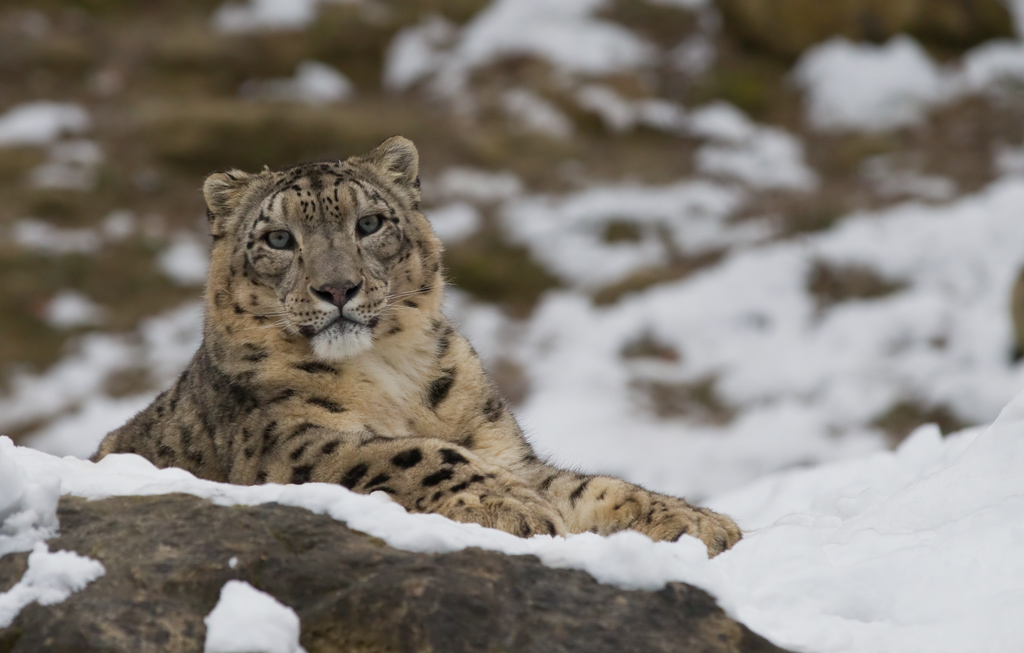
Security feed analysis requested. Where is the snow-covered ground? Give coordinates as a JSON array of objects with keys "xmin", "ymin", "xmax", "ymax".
[
  {"xmin": 2, "ymin": 395, "xmax": 1024, "ymax": 652},
  {"xmin": 5, "ymin": 1, "xmax": 1024, "ymax": 651}
]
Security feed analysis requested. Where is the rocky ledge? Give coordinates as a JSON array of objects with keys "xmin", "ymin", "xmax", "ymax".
[{"xmin": 0, "ymin": 494, "xmax": 789, "ymax": 653}]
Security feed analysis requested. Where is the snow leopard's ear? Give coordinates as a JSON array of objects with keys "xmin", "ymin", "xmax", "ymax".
[
  {"xmin": 203, "ymin": 170, "xmax": 256, "ymax": 237},
  {"xmin": 366, "ymin": 136, "xmax": 420, "ymax": 206}
]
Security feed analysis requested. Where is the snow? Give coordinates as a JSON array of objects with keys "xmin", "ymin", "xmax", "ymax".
[
  {"xmin": 0, "ymin": 544, "xmax": 105, "ymax": 628},
  {"xmin": 508, "ymin": 177, "xmax": 1024, "ymax": 497},
  {"xmin": 100, "ymin": 210, "xmax": 136, "ymax": 241},
  {"xmin": 242, "ymin": 61, "xmax": 354, "ymax": 105},
  {"xmin": 574, "ymin": 85, "xmax": 688, "ymax": 134},
  {"xmin": 384, "ymin": 16, "xmax": 457, "ymax": 93},
  {"xmin": 501, "ymin": 88, "xmax": 574, "ymax": 139},
  {"xmin": 26, "ymin": 395, "xmax": 154, "ymax": 460},
  {"xmin": 1, "ymin": 302, "xmax": 201, "ymax": 442},
  {"xmin": 425, "ymin": 201, "xmax": 480, "ymax": 244},
  {"xmin": 43, "ymin": 291, "xmax": 107, "ymax": 330},
  {"xmin": 694, "ymin": 128, "xmax": 817, "ymax": 191},
  {"xmin": 433, "ymin": 167, "xmax": 523, "ymax": 203},
  {"xmin": 0, "ymin": 452, "xmax": 59, "ymax": 557},
  {"xmin": 158, "ymin": 233, "xmax": 210, "ymax": 286},
  {"xmin": 29, "ymin": 139, "xmax": 103, "ymax": 191},
  {"xmin": 793, "ymin": 37, "xmax": 951, "ymax": 132},
  {"xmin": 688, "ymin": 103, "xmax": 816, "ymax": 190},
  {"xmin": 3, "ymin": 394, "xmax": 1024, "ymax": 652},
  {"xmin": 647, "ymin": 0, "xmax": 708, "ymax": 7},
  {"xmin": 204, "ymin": 581, "xmax": 306, "ymax": 653},
  {"xmin": 500, "ymin": 180, "xmax": 748, "ymax": 289},
  {"xmin": 962, "ymin": 39, "xmax": 1024, "ymax": 89},
  {"xmin": 454, "ymin": 0, "xmax": 653, "ymax": 76},
  {"xmin": 0, "ymin": 102, "xmax": 90, "ymax": 147},
  {"xmin": 399, "ymin": 0, "xmax": 655, "ymax": 96},
  {"xmin": 861, "ymin": 155, "xmax": 956, "ymax": 202},
  {"xmin": 211, "ymin": 0, "xmax": 323, "ymax": 33},
  {"xmin": 11, "ymin": 219, "xmax": 102, "ymax": 256}
]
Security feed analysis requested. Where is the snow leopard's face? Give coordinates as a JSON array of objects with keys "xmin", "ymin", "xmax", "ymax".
[{"xmin": 202, "ymin": 137, "xmax": 441, "ymax": 361}]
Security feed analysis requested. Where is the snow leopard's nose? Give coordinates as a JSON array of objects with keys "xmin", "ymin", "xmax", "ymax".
[{"xmin": 311, "ymin": 280, "xmax": 362, "ymax": 309}]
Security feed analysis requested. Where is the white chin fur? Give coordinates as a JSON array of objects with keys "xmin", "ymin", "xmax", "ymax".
[{"xmin": 310, "ymin": 324, "xmax": 373, "ymax": 361}]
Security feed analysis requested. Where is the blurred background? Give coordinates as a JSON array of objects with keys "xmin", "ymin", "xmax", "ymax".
[{"xmin": 4, "ymin": 0, "xmax": 1024, "ymax": 501}]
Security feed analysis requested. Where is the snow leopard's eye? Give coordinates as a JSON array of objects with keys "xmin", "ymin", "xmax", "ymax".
[
  {"xmin": 356, "ymin": 214, "xmax": 383, "ymax": 237},
  {"xmin": 266, "ymin": 230, "xmax": 294, "ymax": 250}
]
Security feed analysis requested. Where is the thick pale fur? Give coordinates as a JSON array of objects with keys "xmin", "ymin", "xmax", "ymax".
[{"xmin": 93, "ymin": 137, "xmax": 742, "ymax": 555}]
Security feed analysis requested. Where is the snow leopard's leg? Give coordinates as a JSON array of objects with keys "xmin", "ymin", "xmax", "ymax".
[
  {"xmin": 251, "ymin": 426, "xmax": 566, "ymax": 538},
  {"xmin": 521, "ymin": 465, "xmax": 741, "ymax": 556}
]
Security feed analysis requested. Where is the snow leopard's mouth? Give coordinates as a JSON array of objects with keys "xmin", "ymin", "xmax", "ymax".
[
  {"xmin": 299, "ymin": 315, "xmax": 366, "ymax": 339},
  {"xmin": 306, "ymin": 314, "xmax": 379, "ymax": 361}
]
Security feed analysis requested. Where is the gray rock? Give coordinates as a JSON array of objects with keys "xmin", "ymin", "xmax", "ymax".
[{"xmin": 0, "ymin": 494, "xmax": 791, "ymax": 653}]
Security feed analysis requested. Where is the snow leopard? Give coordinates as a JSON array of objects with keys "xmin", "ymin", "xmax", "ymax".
[{"xmin": 92, "ymin": 136, "xmax": 742, "ymax": 555}]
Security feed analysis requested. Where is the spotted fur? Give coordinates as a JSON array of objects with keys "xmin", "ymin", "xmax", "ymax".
[{"xmin": 92, "ymin": 137, "xmax": 741, "ymax": 555}]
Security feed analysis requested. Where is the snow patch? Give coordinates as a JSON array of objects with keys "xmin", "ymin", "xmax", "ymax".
[
  {"xmin": 384, "ymin": 16, "xmax": 457, "ymax": 92},
  {"xmin": 29, "ymin": 139, "xmax": 103, "ymax": 191},
  {"xmin": 0, "ymin": 454, "xmax": 59, "ymax": 557},
  {"xmin": 861, "ymin": 156, "xmax": 956, "ymax": 201},
  {"xmin": 158, "ymin": 233, "xmax": 210, "ymax": 286},
  {"xmin": 0, "ymin": 543, "xmax": 105, "ymax": 628},
  {"xmin": 211, "ymin": 0, "xmax": 346, "ymax": 33},
  {"xmin": 433, "ymin": 167, "xmax": 523, "ymax": 203},
  {"xmin": 793, "ymin": 37, "xmax": 951, "ymax": 132},
  {"xmin": 1, "ymin": 302, "xmax": 202, "ymax": 435},
  {"xmin": 393, "ymin": 0, "xmax": 655, "ymax": 96},
  {"xmin": 0, "ymin": 102, "xmax": 90, "ymax": 147},
  {"xmin": 501, "ymin": 88, "xmax": 574, "ymax": 139},
  {"xmin": 425, "ymin": 202, "xmax": 480, "ymax": 244},
  {"xmin": 204, "ymin": 580, "xmax": 306, "ymax": 653},
  {"xmin": 242, "ymin": 61, "xmax": 354, "ymax": 105},
  {"xmin": 43, "ymin": 291, "xmax": 107, "ymax": 330},
  {"xmin": 688, "ymin": 102, "xmax": 817, "ymax": 190},
  {"xmin": 12, "ymin": 219, "xmax": 102, "ymax": 256},
  {"xmin": 575, "ymin": 85, "xmax": 688, "ymax": 134},
  {"xmin": 504, "ymin": 176, "xmax": 1024, "ymax": 499},
  {"xmin": 501, "ymin": 181, "xmax": 747, "ymax": 289},
  {"xmin": 962, "ymin": 39, "xmax": 1024, "ymax": 89}
]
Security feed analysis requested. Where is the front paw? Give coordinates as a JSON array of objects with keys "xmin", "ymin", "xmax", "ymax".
[
  {"xmin": 438, "ymin": 487, "xmax": 567, "ymax": 538},
  {"xmin": 640, "ymin": 497, "xmax": 742, "ymax": 556}
]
